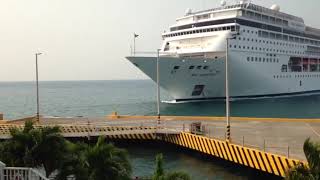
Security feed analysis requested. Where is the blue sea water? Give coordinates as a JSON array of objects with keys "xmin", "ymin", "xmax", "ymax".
[
  {"xmin": 0, "ymin": 80, "xmax": 318, "ymax": 179},
  {"xmin": 1, "ymin": 80, "xmax": 320, "ymax": 120}
]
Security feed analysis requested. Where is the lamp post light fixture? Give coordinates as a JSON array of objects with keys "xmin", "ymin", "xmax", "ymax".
[{"xmin": 35, "ymin": 52, "xmax": 42, "ymax": 122}]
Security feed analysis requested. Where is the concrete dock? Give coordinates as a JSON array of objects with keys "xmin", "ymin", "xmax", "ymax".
[
  {"xmin": 1, "ymin": 113, "xmax": 317, "ymax": 177},
  {"xmin": 6, "ymin": 114, "xmax": 318, "ymax": 161}
]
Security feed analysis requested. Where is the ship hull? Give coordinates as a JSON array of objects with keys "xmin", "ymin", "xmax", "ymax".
[{"xmin": 126, "ymin": 53, "xmax": 320, "ymax": 102}]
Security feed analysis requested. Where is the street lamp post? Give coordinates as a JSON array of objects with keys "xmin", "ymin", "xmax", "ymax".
[
  {"xmin": 225, "ymin": 35, "xmax": 236, "ymax": 142},
  {"xmin": 35, "ymin": 53, "xmax": 42, "ymax": 122},
  {"xmin": 156, "ymin": 49, "xmax": 161, "ymax": 124}
]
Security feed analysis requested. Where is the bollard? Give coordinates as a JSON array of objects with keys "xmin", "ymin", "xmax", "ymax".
[
  {"xmin": 263, "ymin": 139, "xmax": 266, "ymax": 152},
  {"xmin": 183, "ymin": 124, "xmax": 185, "ymax": 132},
  {"xmin": 0, "ymin": 113, "xmax": 3, "ymax": 120},
  {"xmin": 287, "ymin": 146, "xmax": 290, "ymax": 158},
  {"xmin": 110, "ymin": 112, "xmax": 119, "ymax": 119}
]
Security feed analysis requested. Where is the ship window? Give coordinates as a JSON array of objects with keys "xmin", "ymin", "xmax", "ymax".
[
  {"xmin": 288, "ymin": 57, "xmax": 302, "ymax": 72},
  {"xmin": 270, "ymin": 33, "xmax": 276, "ymax": 39},
  {"xmin": 270, "ymin": 17, "xmax": 276, "ymax": 24},
  {"xmin": 203, "ymin": 66, "xmax": 209, "ymax": 70},
  {"xmin": 281, "ymin": 65, "xmax": 288, "ymax": 72},
  {"xmin": 174, "ymin": 66, "xmax": 180, "ymax": 70},
  {"xmin": 189, "ymin": 66, "xmax": 195, "ymax": 70},
  {"xmin": 197, "ymin": 66, "xmax": 202, "ymax": 69},
  {"xmin": 247, "ymin": 57, "xmax": 250, "ymax": 61},
  {"xmin": 276, "ymin": 18, "xmax": 282, "ymax": 25}
]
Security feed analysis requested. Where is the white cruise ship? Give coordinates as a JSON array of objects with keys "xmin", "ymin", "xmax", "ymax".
[{"xmin": 126, "ymin": 1, "xmax": 320, "ymax": 102}]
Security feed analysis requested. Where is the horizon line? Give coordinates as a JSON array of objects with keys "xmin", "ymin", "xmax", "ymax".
[{"xmin": 0, "ymin": 79, "xmax": 151, "ymax": 83}]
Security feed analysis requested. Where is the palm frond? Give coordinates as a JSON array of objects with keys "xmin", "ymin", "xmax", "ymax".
[
  {"xmin": 165, "ymin": 171, "xmax": 191, "ymax": 180},
  {"xmin": 304, "ymin": 138, "xmax": 320, "ymax": 174}
]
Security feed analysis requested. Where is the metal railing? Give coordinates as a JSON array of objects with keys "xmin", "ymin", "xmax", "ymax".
[
  {"xmin": 0, "ymin": 161, "xmax": 48, "ymax": 180},
  {"xmin": 199, "ymin": 124, "xmax": 301, "ymax": 159},
  {"xmin": 132, "ymin": 51, "xmax": 178, "ymax": 57}
]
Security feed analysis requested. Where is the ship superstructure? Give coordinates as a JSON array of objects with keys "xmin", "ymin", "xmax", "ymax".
[{"xmin": 126, "ymin": 1, "xmax": 320, "ymax": 102}]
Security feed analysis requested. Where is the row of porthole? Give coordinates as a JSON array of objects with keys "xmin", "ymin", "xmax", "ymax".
[
  {"xmin": 247, "ymin": 57, "xmax": 279, "ymax": 63},
  {"xmin": 274, "ymin": 74, "xmax": 320, "ymax": 79},
  {"xmin": 236, "ymin": 37, "xmax": 305, "ymax": 49},
  {"xmin": 295, "ymin": 74, "xmax": 320, "ymax": 78},
  {"xmin": 231, "ymin": 44, "xmax": 304, "ymax": 55}
]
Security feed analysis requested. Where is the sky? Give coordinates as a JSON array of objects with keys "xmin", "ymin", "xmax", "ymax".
[{"xmin": 0, "ymin": 0, "xmax": 319, "ymax": 81}]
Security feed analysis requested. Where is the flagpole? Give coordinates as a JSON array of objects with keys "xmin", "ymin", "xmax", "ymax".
[{"xmin": 133, "ymin": 33, "xmax": 136, "ymax": 56}]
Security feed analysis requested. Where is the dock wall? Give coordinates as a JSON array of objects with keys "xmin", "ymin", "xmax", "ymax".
[{"xmin": 162, "ymin": 132, "xmax": 302, "ymax": 177}]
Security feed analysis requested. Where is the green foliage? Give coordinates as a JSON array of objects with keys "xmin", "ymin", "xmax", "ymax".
[
  {"xmin": 0, "ymin": 121, "xmax": 132, "ymax": 180},
  {"xmin": 86, "ymin": 136, "xmax": 132, "ymax": 180},
  {"xmin": 153, "ymin": 154, "xmax": 165, "ymax": 180},
  {"xmin": 286, "ymin": 138, "xmax": 320, "ymax": 180},
  {"xmin": 56, "ymin": 136, "xmax": 132, "ymax": 180},
  {"xmin": 0, "ymin": 120, "xmax": 66, "ymax": 177},
  {"xmin": 286, "ymin": 163, "xmax": 315, "ymax": 180},
  {"xmin": 152, "ymin": 153, "xmax": 191, "ymax": 180},
  {"xmin": 55, "ymin": 142, "xmax": 89, "ymax": 180},
  {"xmin": 165, "ymin": 172, "xmax": 191, "ymax": 180}
]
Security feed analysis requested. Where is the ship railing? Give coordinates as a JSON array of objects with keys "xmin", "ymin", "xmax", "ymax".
[
  {"xmin": 132, "ymin": 51, "xmax": 178, "ymax": 57},
  {"xmin": 0, "ymin": 161, "xmax": 49, "ymax": 180}
]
